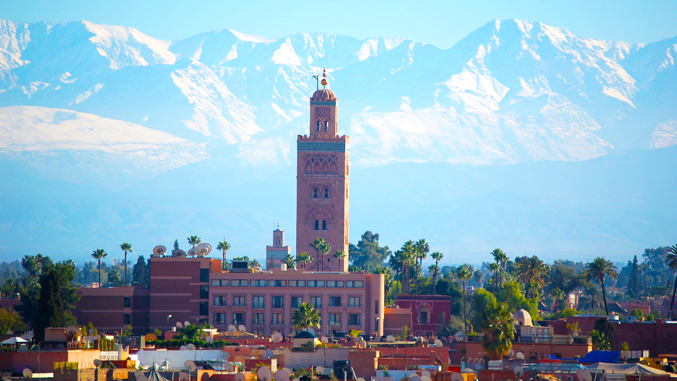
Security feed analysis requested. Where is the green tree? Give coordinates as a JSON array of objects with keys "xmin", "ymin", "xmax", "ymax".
[
  {"xmin": 132, "ymin": 256, "xmax": 149, "ymax": 285},
  {"xmin": 514, "ymin": 256, "xmax": 549, "ymax": 299},
  {"xmin": 414, "ymin": 239, "xmax": 429, "ymax": 294},
  {"xmin": 310, "ymin": 238, "xmax": 331, "ymax": 271},
  {"xmin": 488, "ymin": 263, "xmax": 500, "ymax": 293},
  {"xmin": 349, "ymin": 231, "xmax": 391, "ymax": 273},
  {"xmin": 108, "ymin": 268, "xmax": 124, "ymax": 287},
  {"xmin": 374, "ymin": 265, "xmax": 395, "ymax": 300},
  {"xmin": 0, "ymin": 307, "xmax": 26, "ymax": 333},
  {"xmin": 430, "ymin": 252, "xmax": 443, "ymax": 295},
  {"xmin": 120, "ymin": 243, "xmax": 133, "ymax": 286},
  {"xmin": 283, "ymin": 253, "xmax": 296, "ymax": 269},
  {"xmin": 296, "ymin": 252, "xmax": 312, "ymax": 270},
  {"xmin": 551, "ymin": 288, "xmax": 566, "ymax": 313},
  {"xmin": 666, "ymin": 245, "xmax": 677, "ymax": 319},
  {"xmin": 584, "ymin": 257, "xmax": 618, "ymax": 315},
  {"xmin": 216, "ymin": 240, "xmax": 231, "ymax": 270},
  {"xmin": 496, "ymin": 282, "xmax": 539, "ymax": 320},
  {"xmin": 34, "ymin": 270, "xmax": 64, "ymax": 342},
  {"xmin": 334, "ymin": 250, "xmax": 346, "ymax": 270},
  {"xmin": 400, "ymin": 241, "xmax": 416, "ymax": 294},
  {"xmin": 471, "ymin": 288, "xmax": 498, "ymax": 332},
  {"xmin": 291, "ymin": 302, "xmax": 320, "ymax": 331},
  {"xmin": 628, "ymin": 255, "xmax": 641, "ymax": 297},
  {"xmin": 473, "ymin": 269, "xmax": 484, "ymax": 288},
  {"xmin": 590, "ymin": 318, "xmax": 614, "ymax": 350},
  {"xmin": 491, "ymin": 249, "xmax": 508, "ymax": 288},
  {"xmin": 187, "ymin": 236, "xmax": 202, "ymax": 249},
  {"xmin": 456, "ymin": 264, "xmax": 474, "ymax": 338},
  {"xmin": 91, "ymin": 249, "xmax": 108, "ymax": 287},
  {"xmin": 480, "ymin": 302, "xmax": 515, "ymax": 360}
]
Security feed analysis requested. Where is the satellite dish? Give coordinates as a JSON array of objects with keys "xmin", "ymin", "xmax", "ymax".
[
  {"xmin": 22, "ymin": 369, "xmax": 33, "ymax": 379},
  {"xmin": 180, "ymin": 372, "xmax": 190, "ymax": 381},
  {"xmin": 173, "ymin": 249, "xmax": 187, "ymax": 258},
  {"xmin": 186, "ymin": 343, "xmax": 196, "ymax": 350},
  {"xmin": 422, "ymin": 371, "xmax": 431, "ymax": 377},
  {"xmin": 516, "ymin": 352, "xmax": 525, "ymax": 360},
  {"xmin": 321, "ymin": 337, "xmax": 328, "ymax": 344},
  {"xmin": 221, "ymin": 351, "xmax": 230, "ymax": 360},
  {"xmin": 185, "ymin": 360, "xmax": 197, "ymax": 372},
  {"xmin": 434, "ymin": 339, "xmax": 443, "ymax": 347},
  {"xmin": 514, "ymin": 367, "xmax": 524, "ymax": 378},
  {"xmin": 451, "ymin": 373, "xmax": 464, "ymax": 381},
  {"xmin": 187, "ymin": 248, "xmax": 198, "ymax": 257},
  {"xmin": 421, "ymin": 377, "xmax": 432, "ymax": 381},
  {"xmin": 180, "ymin": 345, "xmax": 187, "ymax": 351},
  {"xmin": 257, "ymin": 367, "xmax": 273, "ymax": 381},
  {"xmin": 409, "ymin": 376, "xmax": 422, "ymax": 381},
  {"xmin": 275, "ymin": 370, "xmax": 290, "ymax": 381},
  {"xmin": 234, "ymin": 374, "xmax": 246, "ymax": 381},
  {"xmin": 358, "ymin": 378, "xmax": 366, "ymax": 381},
  {"xmin": 316, "ymin": 367, "xmax": 325, "ymax": 374},
  {"xmin": 153, "ymin": 246, "xmax": 167, "ymax": 256},
  {"xmin": 176, "ymin": 322, "xmax": 183, "ymax": 328},
  {"xmin": 386, "ymin": 335, "xmax": 396, "ymax": 342},
  {"xmin": 224, "ymin": 363, "xmax": 235, "ymax": 372},
  {"xmin": 272, "ymin": 332, "xmax": 284, "ymax": 343},
  {"xmin": 184, "ymin": 321, "xmax": 191, "ymax": 327},
  {"xmin": 510, "ymin": 349, "xmax": 515, "ymax": 357},
  {"xmin": 262, "ymin": 349, "xmax": 274, "ymax": 359},
  {"xmin": 206, "ymin": 336, "xmax": 213, "ymax": 343},
  {"xmin": 196, "ymin": 243, "xmax": 212, "ymax": 257},
  {"xmin": 283, "ymin": 368, "xmax": 292, "ymax": 375},
  {"xmin": 94, "ymin": 359, "xmax": 102, "ymax": 368},
  {"xmin": 577, "ymin": 370, "xmax": 592, "ymax": 381},
  {"xmin": 228, "ymin": 325, "xmax": 237, "ymax": 334},
  {"xmin": 238, "ymin": 325, "xmax": 246, "ymax": 332}
]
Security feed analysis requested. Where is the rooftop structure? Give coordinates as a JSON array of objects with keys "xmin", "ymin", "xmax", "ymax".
[{"xmin": 266, "ymin": 227, "xmax": 291, "ymax": 270}]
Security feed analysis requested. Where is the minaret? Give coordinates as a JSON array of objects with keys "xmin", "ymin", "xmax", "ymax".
[
  {"xmin": 296, "ymin": 68, "xmax": 349, "ymax": 272},
  {"xmin": 266, "ymin": 224, "xmax": 291, "ymax": 270}
]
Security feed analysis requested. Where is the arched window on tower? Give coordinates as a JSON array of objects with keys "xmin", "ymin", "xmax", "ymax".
[
  {"xmin": 314, "ymin": 220, "xmax": 319, "ymax": 230},
  {"xmin": 317, "ymin": 121, "xmax": 321, "ymax": 131},
  {"xmin": 325, "ymin": 121, "xmax": 329, "ymax": 131},
  {"xmin": 324, "ymin": 188, "xmax": 329, "ymax": 198},
  {"xmin": 313, "ymin": 188, "xmax": 318, "ymax": 198},
  {"xmin": 322, "ymin": 220, "xmax": 327, "ymax": 230}
]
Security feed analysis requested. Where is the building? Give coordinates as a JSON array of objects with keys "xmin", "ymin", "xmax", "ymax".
[
  {"xmin": 77, "ymin": 287, "xmax": 149, "ymax": 333},
  {"xmin": 384, "ymin": 295, "xmax": 453, "ymax": 336},
  {"xmin": 266, "ymin": 227, "xmax": 291, "ymax": 270},
  {"xmin": 296, "ymin": 69, "xmax": 350, "ymax": 272}
]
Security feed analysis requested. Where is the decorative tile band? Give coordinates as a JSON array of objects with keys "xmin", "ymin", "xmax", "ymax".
[
  {"xmin": 298, "ymin": 141, "xmax": 347, "ymax": 152},
  {"xmin": 310, "ymin": 101, "xmax": 337, "ymax": 106}
]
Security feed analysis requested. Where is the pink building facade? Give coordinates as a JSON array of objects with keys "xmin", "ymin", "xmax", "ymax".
[{"xmin": 393, "ymin": 295, "xmax": 453, "ymax": 336}]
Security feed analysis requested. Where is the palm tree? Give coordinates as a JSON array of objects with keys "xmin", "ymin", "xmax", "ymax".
[
  {"xmin": 489, "ymin": 263, "xmax": 500, "ymax": 292},
  {"xmin": 584, "ymin": 257, "xmax": 618, "ymax": 315},
  {"xmin": 389, "ymin": 250, "xmax": 405, "ymax": 294},
  {"xmin": 480, "ymin": 302, "xmax": 515, "ymax": 360},
  {"xmin": 374, "ymin": 265, "xmax": 394, "ymax": 296},
  {"xmin": 514, "ymin": 256, "xmax": 549, "ymax": 298},
  {"xmin": 216, "ymin": 240, "xmax": 231, "ymax": 270},
  {"xmin": 666, "ymin": 245, "xmax": 677, "ymax": 319},
  {"xmin": 187, "ymin": 236, "xmax": 201, "ymax": 249},
  {"xmin": 473, "ymin": 269, "xmax": 484, "ymax": 288},
  {"xmin": 334, "ymin": 250, "xmax": 345, "ymax": 271},
  {"xmin": 119, "ymin": 243, "xmax": 133, "ymax": 286},
  {"xmin": 551, "ymin": 288, "xmax": 566, "ymax": 313},
  {"xmin": 296, "ymin": 252, "xmax": 312, "ymax": 270},
  {"xmin": 491, "ymin": 248, "xmax": 508, "ymax": 287},
  {"xmin": 291, "ymin": 302, "xmax": 321, "ymax": 331},
  {"xmin": 283, "ymin": 253, "xmax": 296, "ymax": 269},
  {"xmin": 91, "ymin": 249, "xmax": 108, "ymax": 287},
  {"xmin": 456, "ymin": 264, "xmax": 474, "ymax": 338},
  {"xmin": 310, "ymin": 238, "xmax": 330, "ymax": 271},
  {"xmin": 430, "ymin": 252, "xmax": 444, "ymax": 295},
  {"xmin": 401, "ymin": 241, "xmax": 416, "ymax": 294},
  {"xmin": 414, "ymin": 239, "xmax": 429, "ymax": 294}
]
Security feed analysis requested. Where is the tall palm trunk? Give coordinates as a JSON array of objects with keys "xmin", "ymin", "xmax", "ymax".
[
  {"xmin": 98, "ymin": 259, "xmax": 102, "ymax": 287},
  {"xmin": 432, "ymin": 267, "xmax": 438, "ymax": 295},
  {"xmin": 462, "ymin": 279, "xmax": 467, "ymax": 339},
  {"xmin": 670, "ymin": 275, "xmax": 677, "ymax": 320},
  {"xmin": 601, "ymin": 277, "xmax": 609, "ymax": 315},
  {"xmin": 124, "ymin": 251, "xmax": 128, "ymax": 286}
]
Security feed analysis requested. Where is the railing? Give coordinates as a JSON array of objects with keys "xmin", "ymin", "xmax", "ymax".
[{"xmin": 100, "ymin": 351, "xmax": 119, "ymax": 361}]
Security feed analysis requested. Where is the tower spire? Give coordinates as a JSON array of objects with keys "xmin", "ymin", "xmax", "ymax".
[{"xmin": 321, "ymin": 67, "xmax": 328, "ymax": 88}]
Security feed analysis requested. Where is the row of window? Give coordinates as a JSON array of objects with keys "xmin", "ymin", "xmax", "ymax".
[
  {"xmin": 316, "ymin": 120, "xmax": 330, "ymax": 131},
  {"xmin": 213, "ymin": 295, "xmax": 360, "ymax": 308},
  {"xmin": 314, "ymin": 220, "xmax": 327, "ymax": 230},
  {"xmin": 211, "ymin": 279, "xmax": 364, "ymax": 288},
  {"xmin": 312, "ymin": 188, "xmax": 330, "ymax": 198},
  {"xmin": 213, "ymin": 312, "xmax": 361, "ymax": 326}
]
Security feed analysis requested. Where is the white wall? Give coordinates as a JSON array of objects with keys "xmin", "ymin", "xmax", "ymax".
[{"xmin": 135, "ymin": 349, "xmax": 223, "ymax": 369}]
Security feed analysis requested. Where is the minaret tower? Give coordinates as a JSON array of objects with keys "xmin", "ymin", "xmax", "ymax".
[{"xmin": 296, "ymin": 68, "xmax": 349, "ymax": 272}]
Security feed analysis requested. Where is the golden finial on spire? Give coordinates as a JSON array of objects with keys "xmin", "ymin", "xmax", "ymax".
[{"xmin": 321, "ymin": 66, "xmax": 328, "ymax": 87}]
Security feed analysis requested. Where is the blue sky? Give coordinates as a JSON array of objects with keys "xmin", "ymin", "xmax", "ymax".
[{"xmin": 1, "ymin": 0, "xmax": 676, "ymax": 48}]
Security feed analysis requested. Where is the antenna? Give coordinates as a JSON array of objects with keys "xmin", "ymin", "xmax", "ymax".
[
  {"xmin": 186, "ymin": 343, "xmax": 196, "ymax": 351},
  {"xmin": 238, "ymin": 325, "xmax": 246, "ymax": 333},
  {"xmin": 173, "ymin": 249, "xmax": 186, "ymax": 258},
  {"xmin": 312, "ymin": 75, "xmax": 319, "ymax": 91},
  {"xmin": 196, "ymin": 243, "xmax": 212, "ymax": 257},
  {"xmin": 228, "ymin": 325, "xmax": 237, "ymax": 334},
  {"xmin": 184, "ymin": 321, "xmax": 191, "ymax": 327},
  {"xmin": 153, "ymin": 245, "xmax": 167, "ymax": 256},
  {"xmin": 221, "ymin": 351, "xmax": 230, "ymax": 361},
  {"xmin": 321, "ymin": 337, "xmax": 328, "ymax": 344},
  {"xmin": 176, "ymin": 322, "xmax": 183, "ymax": 328},
  {"xmin": 272, "ymin": 332, "xmax": 283, "ymax": 343},
  {"xmin": 516, "ymin": 352, "xmax": 525, "ymax": 360},
  {"xmin": 185, "ymin": 360, "xmax": 197, "ymax": 372},
  {"xmin": 187, "ymin": 248, "xmax": 198, "ymax": 257}
]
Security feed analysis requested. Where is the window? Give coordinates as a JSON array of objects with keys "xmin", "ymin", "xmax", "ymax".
[
  {"xmin": 313, "ymin": 188, "xmax": 318, "ymax": 198},
  {"xmin": 252, "ymin": 313, "xmax": 264, "ymax": 325},
  {"xmin": 346, "ymin": 280, "xmax": 364, "ymax": 288},
  {"xmin": 200, "ymin": 285, "xmax": 209, "ymax": 299},
  {"xmin": 317, "ymin": 121, "xmax": 321, "ymax": 131},
  {"xmin": 233, "ymin": 296, "xmax": 246, "ymax": 306},
  {"xmin": 324, "ymin": 188, "xmax": 329, "ymax": 198},
  {"xmin": 272, "ymin": 313, "xmax": 284, "ymax": 325},
  {"xmin": 325, "ymin": 121, "xmax": 329, "ymax": 131},
  {"xmin": 289, "ymin": 280, "xmax": 306, "ymax": 287},
  {"xmin": 419, "ymin": 311, "xmax": 429, "ymax": 324},
  {"xmin": 375, "ymin": 301, "xmax": 379, "ymax": 314},
  {"xmin": 231, "ymin": 280, "xmax": 248, "ymax": 287},
  {"xmin": 322, "ymin": 220, "xmax": 327, "ymax": 230},
  {"xmin": 270, "ymin": 280, "xmax": 287, "ymax": 287},
  {"xmin": 124, "ymin": 297, "xmax": 131, "ymax": 308},
  {"xmin": 329, "ymin": 313, "xmax": 341, "ymax": 326},
  {"xmin": 252, "ymin": 296, "xmax": 264, "ymax": 308},
  {"xmin": 327, "ymin": 280, "xmax": 344, "ymax": 288},
  {"xmin": 314, "ymin": 220, "xmax": 319, "ymax": 230},
  {"xmin": 214, "ymin": 313, "xmax": 226, "ymax": 324},
  {"xmin": 308, "ymin": 280, "xmax": 325, "ymax": 287},
  {"xmin": 200, "ymin": 302, "xmax": 208, "ymax": 316},
  {"xmin": 211, "ymin": 279, "xmax": 228, "ymax": 287},
  {"xmin": 124, "ymin": 313, "xmax": 130, "ymax": 325},
  {"xmin": 214, "ymin": 296, "xmax": 226, "ymax": 306},
  {"xmin": 438, "ymin": 312, "xmax": 446, "ymax": 324},
  {"xmin": 310, "ymin": 296, "xmax": 322, "ymax": 308},
  {"xmin": 349, "ymin": 297, "xmax": 361, "ymax": 307},
  {"xmin": 200, "ymin": 269, "xmax": 209, "ymax": 283},
  {"xmin": 272, "ymin": 296, "xmax": 284, "ymax": 309},
  {"xmin": 349, "ymin": 314, "xmax": 360, "ymax": 326},
  {"xmin": 233, "ymin": 313, "xmax": 245, "ymax": 325},
  {"xmin": 330, "ymin": 297, "xmax": 342, "ymax": 307},
  {"xmin": 253, "ymin": 280, "xmax": 268, "ymax": 287},
  {"xmin": 291, "ymin": 296, "xmax": 303, "ymax": 308}
]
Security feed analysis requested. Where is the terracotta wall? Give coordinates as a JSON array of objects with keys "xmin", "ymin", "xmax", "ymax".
[{"xmin": 349, "ymin": 350, "xmax": 379, "ymax": 379}]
